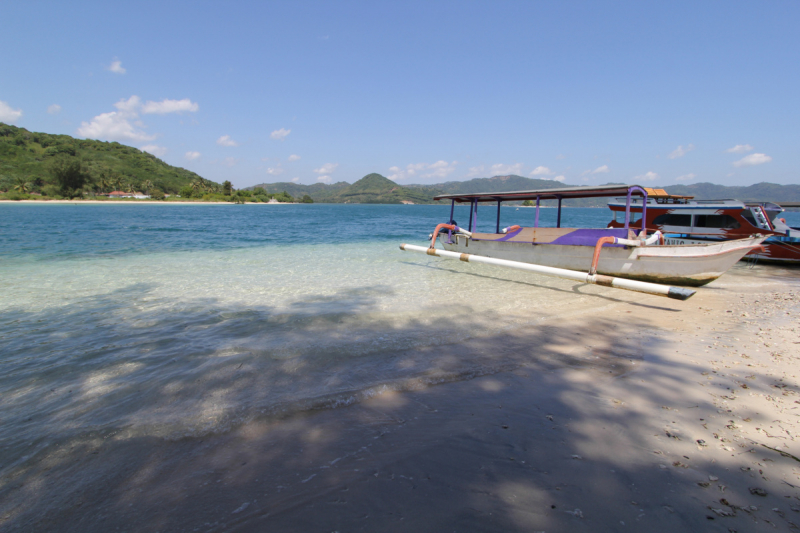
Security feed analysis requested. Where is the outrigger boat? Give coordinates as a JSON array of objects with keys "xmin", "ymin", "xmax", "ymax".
[
  {"xmin": 400, "ymin": 185, "xmax": 767, "ymax": 300},
  {"xmin": 607, "ymin": 189, "xmax": 800, "ymax": 265}
]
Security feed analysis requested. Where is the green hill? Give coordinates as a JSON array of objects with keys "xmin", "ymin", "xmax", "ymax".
[
  {"xmin": 249, "ymin": 173, "xmax": 438, "ymax": 204},
  {"xmin": 0, "ymin": 122, "xmax": 215, "ymax": 196}
]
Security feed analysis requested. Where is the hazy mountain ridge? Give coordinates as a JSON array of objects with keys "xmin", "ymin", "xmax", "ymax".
[
  {"xmin": 249, "ymin": 173, "xmax": 438, "ymax": 204},
  {"xmin": 251, "ymin": 173, "xmax": 800, "ymax": 206},
  {"xmin": 663, "ymin": 182, "xmax": 800, "ymax": 203}
]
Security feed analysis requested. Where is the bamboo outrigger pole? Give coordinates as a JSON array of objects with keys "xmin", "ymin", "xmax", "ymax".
[{"xmin": 399, "ymin": 243, "xmax": 696, "ymax": 301}]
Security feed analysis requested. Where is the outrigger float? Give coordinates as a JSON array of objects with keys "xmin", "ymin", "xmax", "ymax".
[{"xmin": 400, "ymin": 185, "xmax": 767, "ymax": 300}]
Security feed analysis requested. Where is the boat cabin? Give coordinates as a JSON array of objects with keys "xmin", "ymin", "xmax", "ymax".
[{"xmin": 607, "ymin": 190, "xmax": 795, "ymax": 237}]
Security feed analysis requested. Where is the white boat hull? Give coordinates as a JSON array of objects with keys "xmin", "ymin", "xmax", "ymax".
[{"xmin": 439, "ymin": 233, "xmax": 766, "ymax": 286}]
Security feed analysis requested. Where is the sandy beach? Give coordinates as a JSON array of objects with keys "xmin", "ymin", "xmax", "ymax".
[{"xmin": 0, "ymin": 262, "xmax": 797, "ymax": 532}]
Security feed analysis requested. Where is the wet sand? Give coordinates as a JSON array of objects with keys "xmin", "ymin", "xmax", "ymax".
[{"xmin": 2, "ymin": 263, "xmax": 799, "ymax": 532}]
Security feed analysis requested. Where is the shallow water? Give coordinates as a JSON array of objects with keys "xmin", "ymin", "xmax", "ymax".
[{"xmin": 0, "ymin": 204, "xmax": 797, "ymax": 476}]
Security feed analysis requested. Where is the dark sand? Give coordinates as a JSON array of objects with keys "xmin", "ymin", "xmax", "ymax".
[{"xmin": 2, "ymin": 263, "xmax": 799, "ymax": 532}]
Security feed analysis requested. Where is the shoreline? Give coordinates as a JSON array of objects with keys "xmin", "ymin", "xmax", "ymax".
[
  {"xmin": 3, "ymin": 264, "xmax": 799, "ymax": 531},
  {"xmin": 0, "ymin": 199, "xmax": 299, "ymax": 205}
]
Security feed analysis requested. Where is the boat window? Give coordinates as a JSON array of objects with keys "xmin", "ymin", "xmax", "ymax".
[
  {"xmin": 652, "ymin": 213, "xmax": 691, "ymax": 226},
  {"xmin": 694, "ymin": 215, "xmax": 741, "ymax": 229},
  {"xmin": 742, "ymin": 211, "xmax": 757, "ymax": 226}
]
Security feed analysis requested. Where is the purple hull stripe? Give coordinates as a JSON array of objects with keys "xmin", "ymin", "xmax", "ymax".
[
  {"xmin": 549, "ymin": 228, "xmax": 629, "ymax": 247},
  {"xmin": 494, "ymin": 228, "xmax": 524, "ymax": 242}
]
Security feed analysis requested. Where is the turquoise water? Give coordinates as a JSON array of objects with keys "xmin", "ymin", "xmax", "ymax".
[
  {"xmin": 1, "ymin": 203, "xmax": 797, "ymax": 476},
  {"xmin": 0, "ymin": 203, "xmax": 615, "ymax": 261}
]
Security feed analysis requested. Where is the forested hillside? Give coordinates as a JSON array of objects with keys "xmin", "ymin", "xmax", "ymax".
[{"xmin": 0, "ymin": 122, "xmax": 217, "ymax": 198}]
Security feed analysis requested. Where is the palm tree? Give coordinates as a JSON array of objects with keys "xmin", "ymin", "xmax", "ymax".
[
  {"xmin": 13, "ymin": 176, "xmax": 30, "ymax": 194},
  {"xmin": 126, "ymin": 183, "xmax": 137, "ymax": 194},
  {"xmin": 143, "ymin": 180, "xmax": 154, "ymax": 194}
]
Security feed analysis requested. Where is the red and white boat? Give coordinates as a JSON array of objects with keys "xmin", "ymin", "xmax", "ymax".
[{"xmin": 607, "ymin": 189, "xmax": 800, "ymax": 265}]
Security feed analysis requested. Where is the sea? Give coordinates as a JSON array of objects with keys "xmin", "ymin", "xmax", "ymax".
[{"xmin": 1, "ymin": 203, "xmax": 798, "ymax": 478}]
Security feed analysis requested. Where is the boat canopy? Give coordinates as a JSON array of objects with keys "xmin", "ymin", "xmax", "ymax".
[
  {"xmin": 434, "ymin": 184, "xmax": 654, "ymax": 203},
  {"xmin": 435, "ymin": 184, "xmax": 653, "ymax": 232}
]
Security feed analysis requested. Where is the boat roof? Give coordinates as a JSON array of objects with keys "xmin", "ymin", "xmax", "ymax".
[
  {"xmin": 433, "ymin": 184, "xmax": 663, "ymax": 203},
  {"xmin": 608, "ymin": 198, "xmax": 745, "ymax": 207}
]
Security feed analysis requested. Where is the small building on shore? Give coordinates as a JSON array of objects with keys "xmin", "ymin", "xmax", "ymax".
[{"xmin": 108, "ymin": 191, "xmax": 150, "ymax": 199}]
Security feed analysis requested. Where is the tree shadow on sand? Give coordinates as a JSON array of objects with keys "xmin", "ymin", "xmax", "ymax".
[{"xmin": 1, "ymin": 279, "xmax": 799, "ymax": 532}]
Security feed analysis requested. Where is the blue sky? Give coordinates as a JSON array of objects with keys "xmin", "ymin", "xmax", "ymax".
[{"xmin": 1, "ymin": 1, "xmax": 798, "ymax": 188}]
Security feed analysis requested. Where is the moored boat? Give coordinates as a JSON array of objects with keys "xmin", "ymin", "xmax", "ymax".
[
  {"xmin": 401, "ymin": 185, "xmax": 766, "ymax": 290},
  {"xmin": 607, "ymin": 189, "xmax": 800, "ymax": 264}
]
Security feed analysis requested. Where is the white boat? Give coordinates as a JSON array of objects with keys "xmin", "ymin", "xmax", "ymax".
[{"xmin": 411, "ymin": 185, "xmax": 766, "ymax": 288}]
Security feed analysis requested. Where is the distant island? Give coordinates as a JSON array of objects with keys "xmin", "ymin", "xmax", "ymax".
[{"xmin": 2, "ymin": 122, "xmax": 799, "ymax": 205}]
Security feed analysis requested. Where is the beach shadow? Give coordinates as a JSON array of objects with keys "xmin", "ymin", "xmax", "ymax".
[
  {"xmin": 1, "ymin": 281, "xmax": 798, "ymax": 532},
  {"xmin": 405, "ymin": 261, "xmax": 682, "ymax": 312}
]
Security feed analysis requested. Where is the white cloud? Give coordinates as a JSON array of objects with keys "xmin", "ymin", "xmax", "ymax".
[
  {"xmin": 592, "ymin": 165, "xmax": 610, "ymax": 174},
  {"xmin": 0, "ymin": 100, "xmax": 23, "ymax": 123},
  {"xmin": 530, "ymin": 166, "xmax": 553, "ymax": 176},
  {"xmin": 668, "ymin": 144, "xmax": 695, "ymax": 159},
  {"xmin": 490, "ymin": 163, "xmax": 523, "ymax": 176},
  {"xmin": 552, "ymin": 175, "xmax": 566, "ymax": 182},
  {"xmin": 388, "ymin": 161, "xmax": 456, "ymax": 181},
  {"xmin": 288, "ymin": 154, "xmax": 301, "ymax": 162},
  {"xmin": 77, "ymin": 110, "xmax": 155, "ymax": 142},
  {"xmin": 141, "ymin": 144, "xmax": 167, "ymax": 157},
  {"xmin": 634, "ymin": 171, "xmax": 660, "ymax": 181},
  {"xmin": 108, "ymin": 59, "xmax": 126, "ymax": 74},
  {"xmin": 464, "ymin": 165, "xmax": 485, "ymax": 178},
  {"xmin": 113, "ymin": 95, "xmax": 141, "ymax": 113},
  {"xmin": 556, "ymin": 154, "xmax": 566, "ymax": 160},
  {"xmin": 314, "ymin": 162, "xmax": 339, "ymax": 174},
  {"xmin": 47, "ymin": 104, "xmax": 61, "ymax": 115},
  {"xmin": 317, "ymin": 175, "xmax": 331, "ymax": 183},
  {"xmin": 291, "ymin": 177, "xmax": 300, "ymax": 183},
  {"xmin": 78, "ymin": 95, "xmax": 199, "ymax": 142},
  {"xmin": 266, "ymin": 166, "xmax": 284, "ymax": 175},
  {"xmin": 185, "ymin": 151, "xmax": 201, "ymax": 160},
  {"xmin": 675, "ymin": 173, "xmax": 696, "ymax": 182},
  {"xmin": 270, "ymin": 128, "xmax": 291, "ymax": 141},
  {"xmin": 726, "ymin": 144, "xmax": 753, "ymax": 154},
  {"xmin": 733, "ymin": 153, "xmax": 772, "ymax": 167},
  {"xmin": 217, "ymin": 135, "xmax": 238, "ymax": 147},
  {"xmin": 222, "ymin": 157, "xmax": 238, "ymax": 167},
  {"xmin": 423, "ymin": 160, "xmax": 457, "ymax": 179},
  {"xmin": 141, "ymin": 98, "xmax": 198, "ymax": 114}
]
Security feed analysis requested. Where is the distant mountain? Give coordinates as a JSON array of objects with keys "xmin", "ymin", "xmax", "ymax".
[
  {"xmin": 663, "ymin": 182, "xmax": 800, "ymax": 203},
  {"xmin": 252, "ymin": 175, "xmax": 800, "ymax": 206},
  {"xmin": 412, "ymin": 174, "xmax": 569, "ymax": 195},
  {"xmin": 0, "ymin": 122, "xmax": 213, "ymax": 194},
  {"xmin": 249, "ymin": 173, "xmax": 437, "ymax": 204},
  {"xmin": 247, "ymin": 180, "xmax": 350, "ymax": 201}
]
